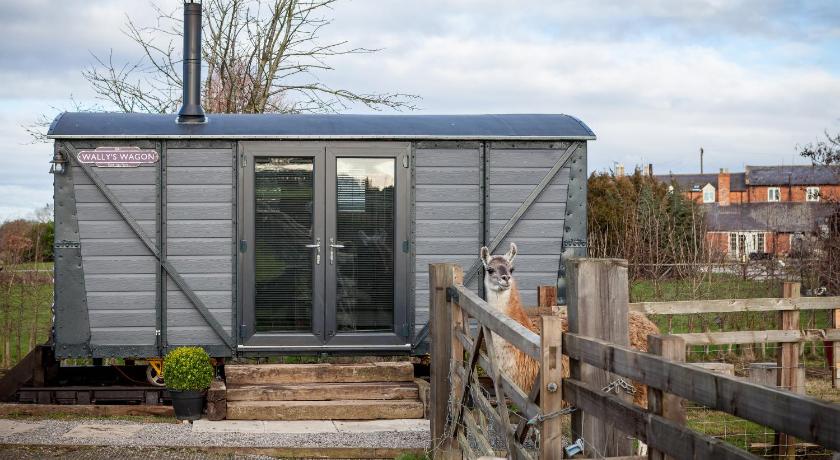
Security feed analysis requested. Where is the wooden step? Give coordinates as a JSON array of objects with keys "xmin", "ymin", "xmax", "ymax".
[
  {"xmin": 225, "ymin": 362, "xmax": 414, "ymax": 385},
  {"xmin": 226, "ymin": 399, "xmax": 425, "ymax": 420},
  {"xmin": 226, "ymin": 382, "xmax": 419, "ymax": 402}
]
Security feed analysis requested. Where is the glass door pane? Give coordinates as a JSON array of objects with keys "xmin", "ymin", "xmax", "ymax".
[
  {"xmin": 254, "ymin": 157, "xmax": 316, "ymax": 332},
  {"xmin": 333, "ymin": 158, "xmax": 396, "ymax": 332}
]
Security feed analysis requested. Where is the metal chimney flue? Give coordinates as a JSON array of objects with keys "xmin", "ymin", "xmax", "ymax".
[{"xmin": 177, "ymin": 0, "xmax": 206, "ymax": 123}]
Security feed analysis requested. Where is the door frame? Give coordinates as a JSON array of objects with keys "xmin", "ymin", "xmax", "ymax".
[
  {"xmin": 237, "ymin": 141, "xmax": 412, "ymax": 351},
  {"xmin": 239, "ymin": 141, "xmax": 326, "ymax": 348},
  {"xmin": 323, "ymin": 143, "xmax": 411, "ymax": 347}
]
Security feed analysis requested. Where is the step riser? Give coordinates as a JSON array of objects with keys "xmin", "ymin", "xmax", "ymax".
[
  {"xmin": 227, "ymin": 383, "xmax": 418, "ymax": 402},
  {"xmin": 226, "ymin": 362, "xmax": 414, "ymax": 385},
  {"xmin": 227, "ymin": 401, "xmax": 425, "ymax": 421}
]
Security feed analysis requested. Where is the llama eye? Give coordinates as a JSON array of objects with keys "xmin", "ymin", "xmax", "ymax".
[
  {"xmin": 487, "ymin": 268, "xmax": 495, "ymax": 274},
  {"xmin": 510, "ymin": 268, "xmax": 514, "ymax": 273}
]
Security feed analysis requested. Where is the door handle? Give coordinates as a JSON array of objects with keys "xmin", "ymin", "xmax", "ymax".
[
  {"xmin": 305, "ymin": 238, "xmax": 321, "ymax": 265},
  {"xmin": 329, "ymin": 237, "xmax": 344, "ymax": 264}
]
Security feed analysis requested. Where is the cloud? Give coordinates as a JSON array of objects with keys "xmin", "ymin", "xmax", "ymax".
[{"xmin": 0, "ymin": 0, "xmax": 839, "ymax": 221}]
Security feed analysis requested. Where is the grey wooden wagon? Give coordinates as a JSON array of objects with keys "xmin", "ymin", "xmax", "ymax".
[{"xmin": 47, "ymin": 112, "xmax": 592, "ymax": 359}]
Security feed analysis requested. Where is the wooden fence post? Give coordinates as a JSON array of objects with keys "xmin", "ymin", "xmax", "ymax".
[
  {"xmin": 567, "ymin": 258, "xmax": 633, "ymax": 457},
  {"xmin": 647, "ymin": 335, "xmax": 687, "ymax": 460},
  {"xmin": 540, "ymin": 315, "xmax": 564, "ymax": 460},
  {"xmin": 833, "ymin": 308, "xmax": 840, "ymax": 389},
  {"xmin": 775, "ymin": 281, "xmax": 801, "ymax": 460},
  {"xmin": 538, "ymin": 285, "xmax": 557, "ymax": 312},
  {"xmin": 429, "ymin": 263, "xmax": 462, "ymax": 459}
]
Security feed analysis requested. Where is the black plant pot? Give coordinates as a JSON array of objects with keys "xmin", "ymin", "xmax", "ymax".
[{"xmin": 169, "ymin": 389, "xmax": 206, "ymax": 421}]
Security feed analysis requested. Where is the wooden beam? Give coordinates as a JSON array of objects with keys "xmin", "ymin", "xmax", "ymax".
[
  {"xmin": 540, "ymin": 316, "xmax": 563, "ymax": 460},
  {"xmin": 429, "ymin": 263, "xmax": 461, "ymax": 459},
  {"xmin": 481, "ymin": 326, "xmax": 519, "ymax": 458},
  {"xmin": 776, "ymin": 283, "xmax": 801, "ymax": 460},
  {"xmin": 453, "ymin": 331, "xmax": 540, "ymax": 422},
  {"xmin": 453, "ymin": 285, "xmax": 541, "ymax": 360},
  {"xmin": 567, "ymin": 258, "xmax": 633, "ymax": 457},
  {"xmin": 537, "ymin": 285, "xmax": 557, "ymax": 309},
  {"xmin": 673, "ymin": 329, "xmax": 840, "ymax": 346},
  {"xmin": 562, "ymin": 379, "xmax": 758, "ymax": 460},
  {"xmin": 562, "ymin": 332, "xmax": 840, "ymax": 452},
  {"xmin": 833, "ymin": 309, "xmax": 840, "ymax": 389},
  {"xmin": 0, "ymin": 403, "xmax": 173, "ymax": 417},
  {"xmin": 629, "ymin": 296, "xmax": 840, "ymax": 315},
  {"xmin": 647, "ymin": 335, "xmax": 686, "ymax": 460}
]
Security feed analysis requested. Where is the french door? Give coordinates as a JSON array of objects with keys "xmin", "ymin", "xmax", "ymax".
[{"xmin": 240, "ymin": 142, "xmax": 410, "ymax": 349}]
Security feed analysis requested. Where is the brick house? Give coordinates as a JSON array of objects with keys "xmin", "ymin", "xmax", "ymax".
[{"xmin": 656, "ymin": 165, "xmax": 840, "ymax": 258}]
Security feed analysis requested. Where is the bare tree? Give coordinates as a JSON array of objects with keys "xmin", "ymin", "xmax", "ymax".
[
  {"xmin": 799, "ymin": 129, "xmax": 840, "ymax": 295},
  {"xmin": 83, "ymin": 0, "xmax": 418, "ymax": 115}
]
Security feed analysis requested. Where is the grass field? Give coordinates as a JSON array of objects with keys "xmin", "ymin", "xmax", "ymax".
[
  {"xmin": 0, "ymin": 272, "xmax": 53, "ymax": 367},
  {"xmin": 7, "ymin": 261, "xmax": 54, "ymax": 271}
]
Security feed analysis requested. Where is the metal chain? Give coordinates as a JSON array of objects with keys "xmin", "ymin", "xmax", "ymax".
[
  {"xmin": 527, "ymin": 406, "xmax": 577, "ymax": 425},
  {"xmin": 602, "ymin": 377, "xmax": 636, "ymax": 395}
]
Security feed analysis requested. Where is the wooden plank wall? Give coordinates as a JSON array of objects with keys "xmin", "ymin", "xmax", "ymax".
[
  {"xmin": 165, "ymin": 144, "xmax": 235, "ymax": 346},
  {"xmin": 413, "ymin": 144, "xmax": 482, "ymax": 335},
  {"xmin": 75, "ymin": 162, "xmax": 159, "ymax": 346},
  {"xmin": 486, "ymin": 142, "xmax": 571, "ymax": 306}
]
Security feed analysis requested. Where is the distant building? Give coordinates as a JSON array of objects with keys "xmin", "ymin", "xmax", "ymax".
[{"xmin": 655, "ymin": 165, "xmax": 840, "ymax": 258}]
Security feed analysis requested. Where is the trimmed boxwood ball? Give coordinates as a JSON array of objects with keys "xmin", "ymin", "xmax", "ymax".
[{"xmin": 163, "ymin": 346, "xmax": 214, "ymax": 391}]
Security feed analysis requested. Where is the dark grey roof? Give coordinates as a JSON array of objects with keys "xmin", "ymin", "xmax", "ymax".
[
  {"xmin": 655, "ymin": 172, "xmax": 747, "ymax": 192},
  {"xmin": 47, "ymin": 112, "xmax": 595, "ymax": 140},
  {"xmin": 746, "ymin": 165, "xmax": 840, "ymax": 186},
  {"xmin": 729, "ymin": 172, "xmax": 747, "ymax": 191},
  {"xmin": 655, "ymin": 173, "xmax": 717, "ymax": 192},
  {"xmin": 704, "ymin": 203, "xmax": 835, "ymax": 233}
]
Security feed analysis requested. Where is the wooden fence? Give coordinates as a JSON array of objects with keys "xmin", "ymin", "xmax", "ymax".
[
  {"xmin": 429, "ymin": 258, "xmax": 840, "ymax": 460},
  {"xmin": 630, "ymin": 285, "xmax": 840, "ymax": 390}
]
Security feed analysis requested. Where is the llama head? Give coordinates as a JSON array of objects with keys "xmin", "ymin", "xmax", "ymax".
[{"xmin": 479, "ymin": 242, "xmax": 517, "ymax": 292}]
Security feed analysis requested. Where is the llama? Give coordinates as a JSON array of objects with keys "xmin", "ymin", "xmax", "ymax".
[
  {"xmin": 480, "ymin": 243, "xmax": 540, "ymax": 393},
  {"xmin": 479, "ymin": 243, "xmax": 660, "ymax": 405}
]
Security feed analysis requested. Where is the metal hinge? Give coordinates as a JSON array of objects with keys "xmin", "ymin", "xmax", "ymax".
[
  {"xmin": 240, "ymin": 154, "xmax": 247, "ymax": 168},
  {"xmin": 239, "ymin": 324, "xmax": 247, "ymax": 337},
  {"xmin": 446, "ymin": 287, "xmax": 459, "ymax": 303},
  {"xmin": 402, "ymin": 240, "xmax": 410, "ymax": 253},
  {"xmin": 239, "ymin": 240, "xmax": 247, "ymax": 252},
  {"xmin": 155, "ymin": 329, "xmax": 161, "ymax": 337},
  {"xmin": 401, "ymin": 323, "xmax": 411, "ymax": 338},
  {"xmin": 402, "ymin": 154, "xmax": 409, "ymax": 168}
]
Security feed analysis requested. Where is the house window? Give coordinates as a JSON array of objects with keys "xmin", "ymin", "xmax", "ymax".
[
  {"xmin": 767, "ymin": 187, "xmax": 781, "ymax": 202},
  {"xmin": 702, "ymin": 183, "xmax": 716, "ymax": 203},
  {"xmin": 806, "ymin": 187, "xmax": 820, "ymax": 202},
  {"xmin": 728, "ymin": 232, "xmax": 765, "ymax": 256}
]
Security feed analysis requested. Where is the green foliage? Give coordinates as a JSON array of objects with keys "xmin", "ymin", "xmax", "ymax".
[
  {"xmin": 163, "ymin": 347, "xmax": 214, "ymax": 391},
  {"xmin": 394, "ymin": 453, "xmax": 429, "ymax": 460},
  {"xmin": 588, "ymin": 167, "xmax": 710, "ymax": 279}
]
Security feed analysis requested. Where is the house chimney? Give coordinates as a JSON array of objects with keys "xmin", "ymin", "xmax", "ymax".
[
  {"xmin": 718, "ymin": 168, "xmax": 730, "ymax": 206},
  {"xmin": 177, "ymin": 1, "xmax": 206, "ymax": 124}
]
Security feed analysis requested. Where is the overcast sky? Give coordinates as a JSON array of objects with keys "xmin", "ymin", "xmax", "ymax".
[{"xmin": 1, "ymin": 0, "xmax": 839, "ymax": 221}]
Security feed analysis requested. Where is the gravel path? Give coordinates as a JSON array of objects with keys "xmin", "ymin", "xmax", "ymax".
[
  {"xmin": 0, "ymin": 445, "xmax": 277, "ymax": 460},
  {"xmin": 0, "ymin": 417, "xmax": 430, "ymax": 451}
]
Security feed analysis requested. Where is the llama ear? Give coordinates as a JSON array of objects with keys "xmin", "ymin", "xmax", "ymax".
[
  {"xmin": 480, "ymin": 246, "xmax": 491, "ymax": 269},
  {"xmin": 504, "ymin": 242, "xmax": 518, "ymax": 264}
]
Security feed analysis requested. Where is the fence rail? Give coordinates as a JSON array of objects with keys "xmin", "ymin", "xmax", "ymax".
[{"xmin": 429, "ymin": 259, "xmax": 840, "ymax": 460}]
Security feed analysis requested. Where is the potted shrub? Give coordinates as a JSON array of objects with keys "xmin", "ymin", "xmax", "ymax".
[{"xmin": 163, "ymin": 346, "xmax": 214, "ymax": 420}]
